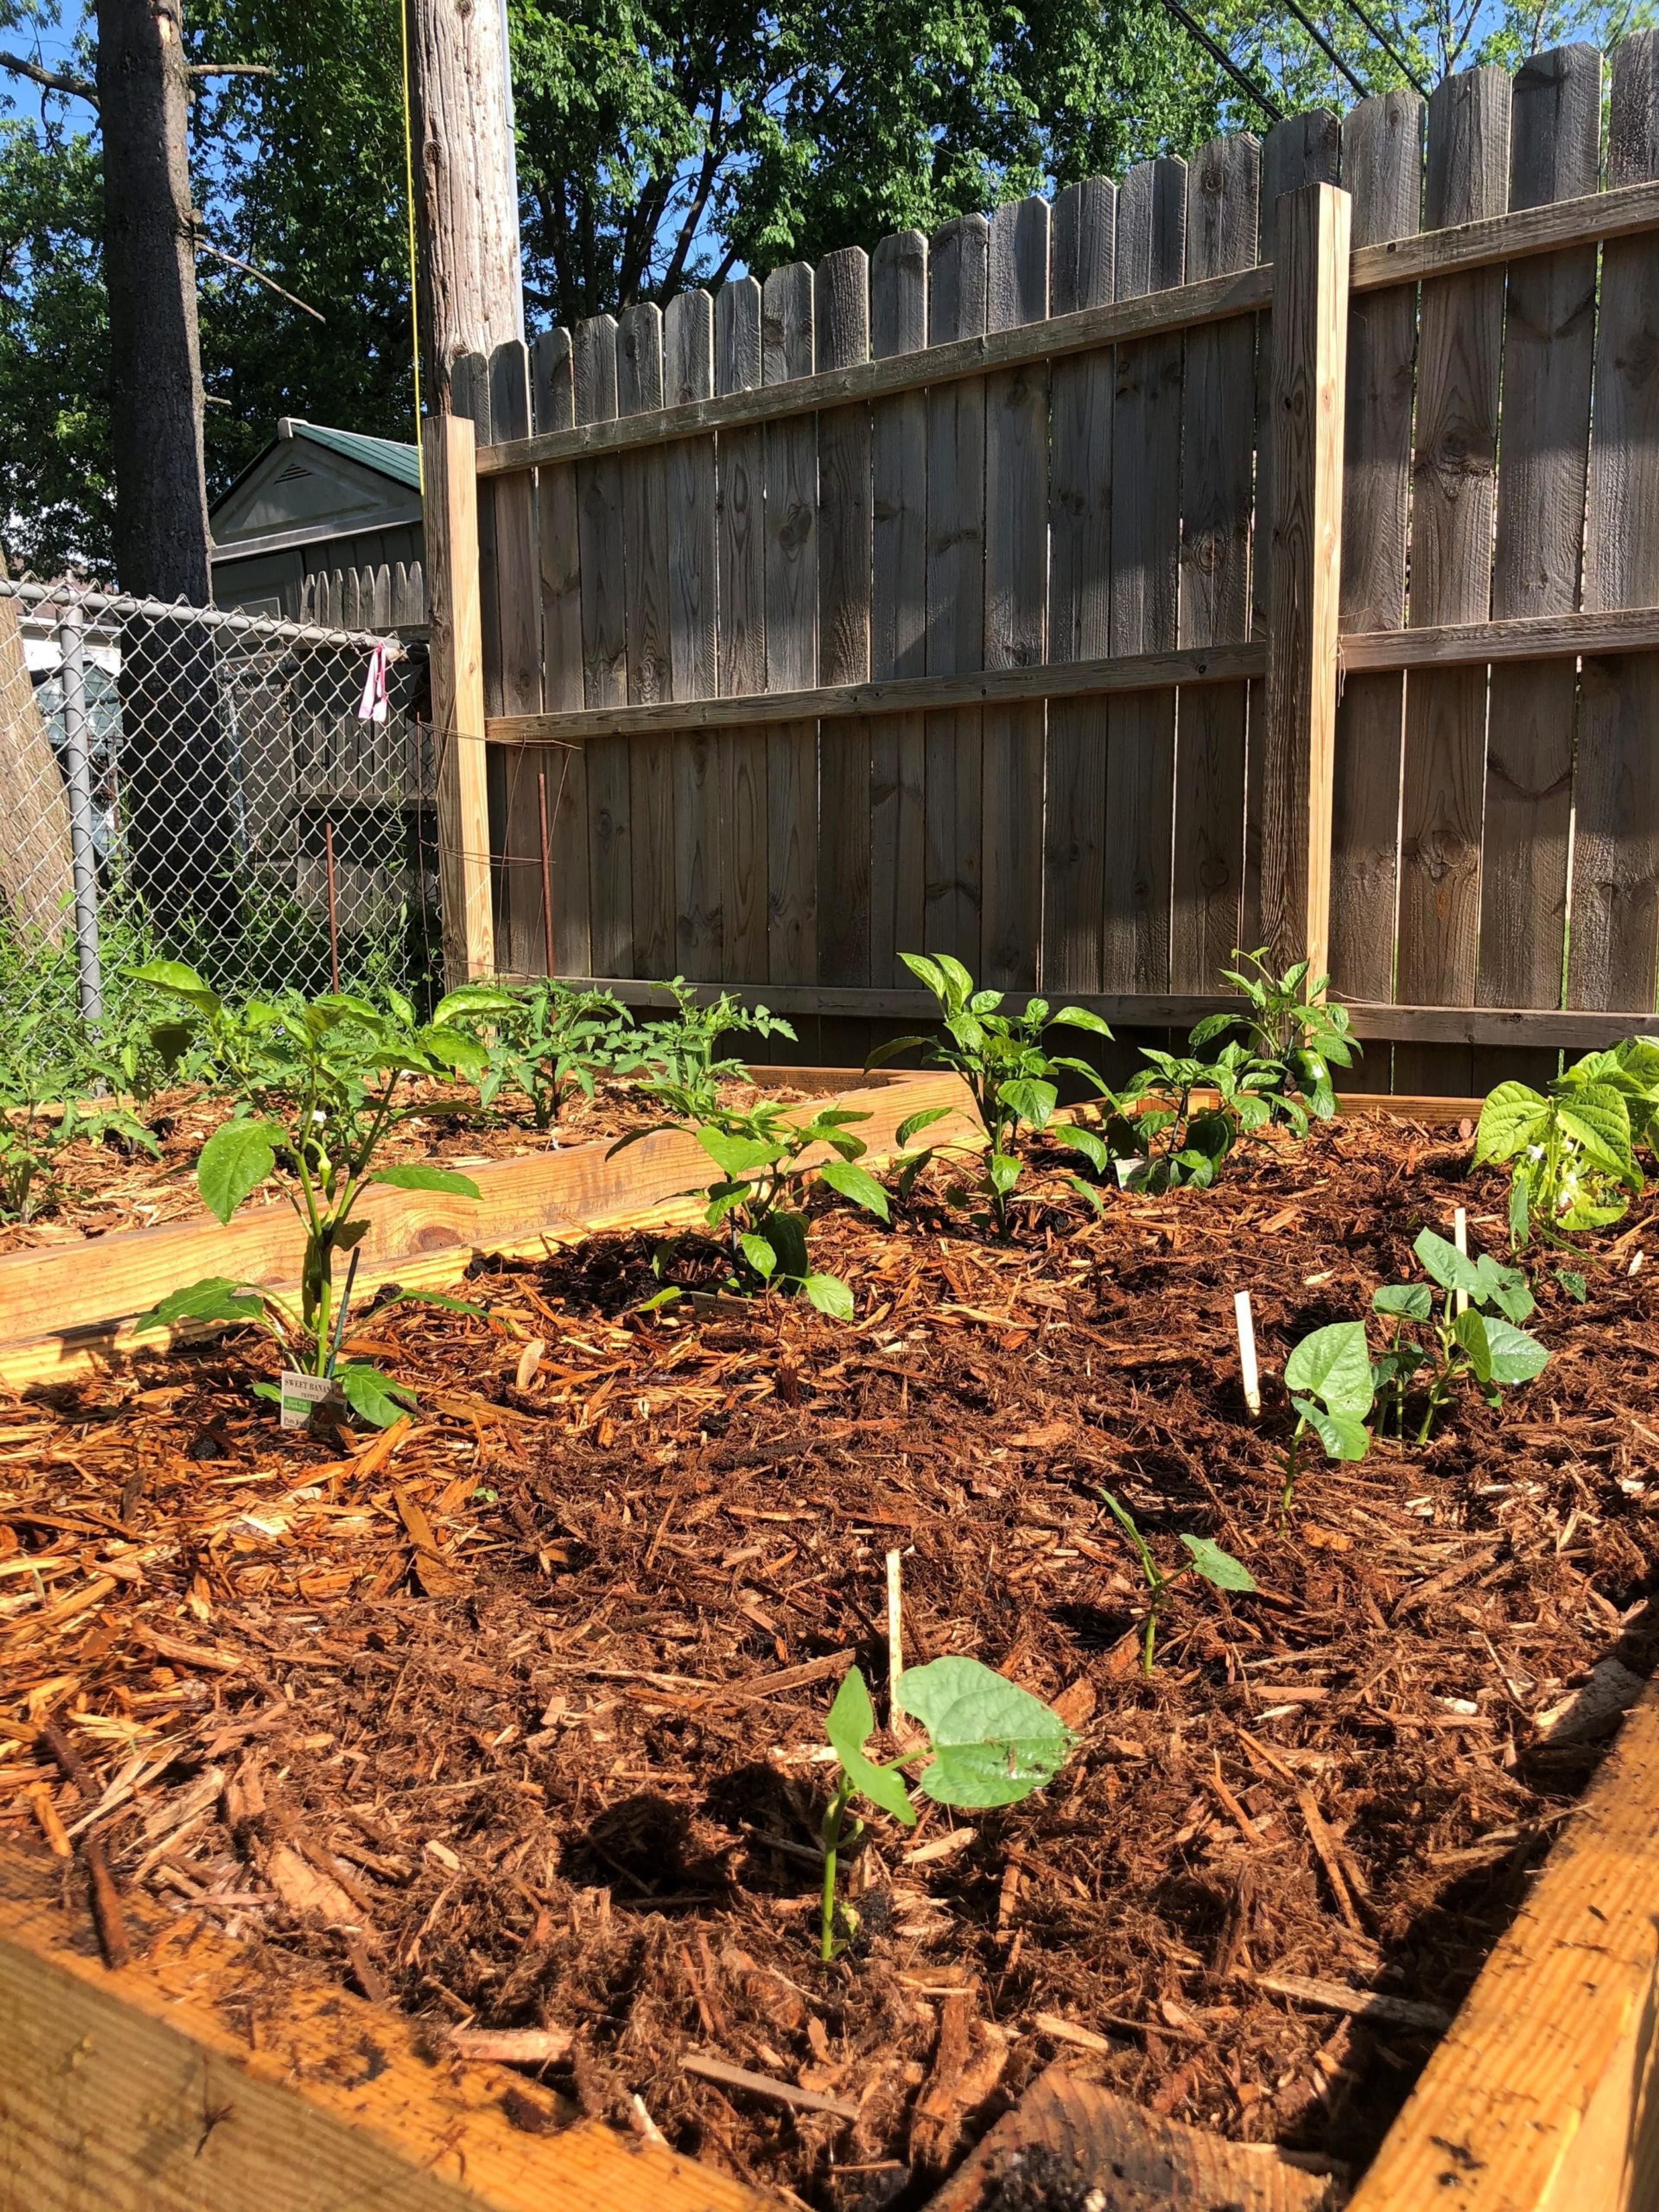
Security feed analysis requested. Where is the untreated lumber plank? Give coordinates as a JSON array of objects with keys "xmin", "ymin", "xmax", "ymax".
[
  {"xmin": 0, "ymin": 1843, "xmax": 770, "ymax": 2212},
  {"xmin": 476, "ymin": 174, "xmax": 1659, "ymax": 478},
  {"xmin": 1258, "ymin": 180, "xmax": 1350, "ymax": 978},
  {"xmin": 423, "ymin": 412, "xmax": 495, "ymax": 985},
  {"xmin": 1348, "ymin": 1669, "xmax": 1659, "ymax": 2210},
  {"xmin": 0, "ymin": 1073, "xmax": 976, "ymax": 1383}
]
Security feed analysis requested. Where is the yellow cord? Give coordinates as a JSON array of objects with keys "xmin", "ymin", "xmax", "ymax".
[{"xmin": 399, "ymin": 0, "xmax": 423, "ymax": 485}]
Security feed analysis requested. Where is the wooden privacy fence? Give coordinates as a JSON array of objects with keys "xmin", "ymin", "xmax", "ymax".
[{"xmin": 426, "ymin": 37, "xmax": 1659, "ymax": 1088}]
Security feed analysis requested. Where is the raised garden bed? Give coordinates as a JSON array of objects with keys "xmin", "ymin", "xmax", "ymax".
[{"xmin": 2, "ymin": 1100, "xmax": 1656, "ymax": 2210}]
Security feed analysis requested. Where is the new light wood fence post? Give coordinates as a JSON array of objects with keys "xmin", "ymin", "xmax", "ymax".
[
  {"xmin": 1260, "ymin": 180, "xmax": 1351, "ymax": 980},
  {"xmin": 423, "ymin": 410, "xmax": 496, "ymax": 984}
]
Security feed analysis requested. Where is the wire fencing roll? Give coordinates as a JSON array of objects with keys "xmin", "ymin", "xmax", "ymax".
[{"xmin": 0, "ymin": 575, "xmax": 441, "ymax": 1085}]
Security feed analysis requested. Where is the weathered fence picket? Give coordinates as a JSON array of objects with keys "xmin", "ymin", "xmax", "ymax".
[{"xmin": 420, "ymin": 38, "xmax": 1659, "ymax": 1088}]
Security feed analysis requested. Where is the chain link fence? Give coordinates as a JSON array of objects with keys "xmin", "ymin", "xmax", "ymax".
[{"xmin": 0, "ymin": 575, "xmax": 442, "ymax": 1084}]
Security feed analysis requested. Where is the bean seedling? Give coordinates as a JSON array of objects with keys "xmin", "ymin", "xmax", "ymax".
[
  {"xmin": 1098, "ymin": 1492, "xmax": 1257, "ymax": 1674},
  {"xmin": 868, "ymin": 953, "xmax": 1112, "ymax": 1233},
  {"xmin": 1280, "ymin": 1320, "xmax": 1373, "ymax": 1509},
  {"xmin": 1476, "ymin": 1054, "xmax": 1649, "ymax": 1247},
  {"xmin": 817, "ymin": 1657, "xmax": 1074, "ymax": 1960},
  {"xmin": 1372, "ymin": 1229, "xmax": 1548, "ymax": 1443},
  {"xmin": 131, "ymin": 967, "xmax": 506, "ymax": 1425}
]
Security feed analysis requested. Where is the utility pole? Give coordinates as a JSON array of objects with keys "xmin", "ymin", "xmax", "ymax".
[{"xmin": 407, "ymin": 0, "xmax": 525, "ymax": 411}]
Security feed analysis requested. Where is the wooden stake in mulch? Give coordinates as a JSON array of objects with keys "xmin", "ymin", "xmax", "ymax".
[
  {"xmin": 1453, "ymin": 1205, "xmax": 1470, "ymax": 1313},
  {"xmin": 1234, "ymin": 1290, "xmax": 1262, "ymax": 1417},
  {"xmin": 886, "ymin": 1547, "xmax": 904, "ymax": 1726}
]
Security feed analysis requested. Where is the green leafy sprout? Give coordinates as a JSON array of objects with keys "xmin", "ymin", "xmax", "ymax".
[
  {"xmin": 1475, "ymin": 1050, "xmax": 1651, "ymax": 1247},
  {"xmin": 1098, "ymin": 1491, "xmax": 1257, "ymax": 1675},
  {"xmin": 454, "ymin": 976, "xmax": 636, "ymax": 1131},
  {"xmin": 130, "ymin": 966, "xmax": 512, "ymax": 1426},
  {"xmin": 818, "ymin": 1657, "xmax": 1074, "ymax": 1961},
  {"xmin": 868, "ymin": 953, "xmax": 1113, "ymax": 1234},
  {"xmin": 1189, "ymin": 949, "xmax": 1359, "ymax": 1130},
  {"xmin": 613, "ymin": 1090, "xmax": 889, "ymax": 1316},
  {"xmin": 1281, "ymin": 1320, "xmax": 1374, "ymax": 1510},
  {"xmin": 0, "ymin": 1009, "xmax": 159, "ymax": 1224},
  {"xmin": 1372, "ymin": 1229, "xmax": 1549, "ymax": 1444},
  {"xmin": 632, "ymin": 977, "xmax": 795, "ymax": 1117}
]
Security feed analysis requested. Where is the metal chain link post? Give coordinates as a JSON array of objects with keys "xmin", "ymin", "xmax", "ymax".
[{"xmin": 57, "ymin": 601, "xmax": 105, "ymax": 1032}]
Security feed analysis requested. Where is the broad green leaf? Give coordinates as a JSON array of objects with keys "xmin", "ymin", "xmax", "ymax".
[
  {"xmin": 1472, "ymin": 1255, "xmax": 1535, "ymax": 1325},
  {"xmin": 1179, "ymin": 1534, "xmax": 1260, "ymax": 1590},
  {"xmin": 432, "ymin": 986, "xmax": 518, "ymax": 1027},
  {"xmin": 697, "ymin": 1127, "xmax": 783, "ymax": 1179},
  {"xmin": 897, "ymin": 1106, "xmax": 954, "ymax": 1147},
  {"xmin": 130, "ymin": 958, "xmax": 218, "ymax": 1009},
  {"xmin": 1061, "ymin": 1125, "xmax": 1112, "ymax": 1173},
  {"xmin": 1000, "ymin": 1078, "xmax": 1057, "ymax": 1130},
  {"xmin": 825, "ymin": 1666, "xmax": 916, "ymax": 1826},
  {"xmin": 1554, "ymin": 1085, "xmax": 1637, "ymax": 1179},
  {"xmin": 1473, "ymin": 1081, "xmax": 1549, "ymax": 1168},
  {"xmin": 1414, "ymin": 1229, "xmax": 1485, "ymax": 1296},
  {"xmin": 932, "ymin": 954, "xmax": 976, "ymax": 1006},
  {"xmin": 134, "ymin": 1276, "xmax": 267, "ymax": 1334},
  {"xmin": 336, "ymin": 1363, "xmax": 417, "ymax": 1428},
  {"xmin": 1454, "ymin": 1307, "xmax": 1493, "ymax": 1383},
  {"xmin": 1051, "ymin": 1007, "xmax": 1115, "ymax": 1037},
  {"xmin": 986, "ymin": 1152, "xmax": 1022, "ymax": 1197},
  {"xmin": 1373, "ymin": 1283, "xmax": 1432, "ymax": 1321},
  {"xmin": 1556, "ymin": 1268, "xmax": 1588, "ymax": 1303},
  {"xmin": 1482, "ymin": 1315, "xmax": 1550, "ymax": 1384},
  {"xmin": 897, "ymin": 1654, "xmax": 1074, "ymax": 1809},
  {"xmin": 1290, "ymin": 1398, "xmax": 1371, "ymax": 1462},
  {"xmin": 899, "ymin": 951, "xmax": 947, "ymax": 1002},
  {"xmin": 373, "ymin": 1163, "xmax": 484, "ymax": 1199},
  {"xmin": 1284, "ymin": 1320, "xmax": 1374, "ymax": 1418},
  {"xmin": 768, "ymin": 1211, "xmax": 810, "ymax": 1282},
  {"xmin": 738, "ymin": 1231, "xmax": 777, "ymax": 1279},
  {"xmin": 817, "ymin": 1159, "xmax": 891, "ymax": 1221},
  {"xmin": 802, "ymin": 1273, "xmax": 854, "ymax": 1320},
  {"xmin": 198, "ymin": 1118, "xmax": 277, "ymax": 1224}
]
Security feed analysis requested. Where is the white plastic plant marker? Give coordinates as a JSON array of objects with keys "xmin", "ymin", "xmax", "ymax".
[
  {"xmin": 886, "ymin": 1548, "xmax": 903, "ymax": 1729},
  {"xmin": 1234, "ymin": 1290, "xmax": 1261, "ymax": 1417},
  {"xmin": 1453, "ymin": 1208, "xmax": 1469, "ymax": 1314},
  {"xmin": 279, "ymin": 1370, "xmax": 335, "ymax": 1430}
]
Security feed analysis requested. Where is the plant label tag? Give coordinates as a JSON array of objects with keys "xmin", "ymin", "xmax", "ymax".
[{"xmin": 278, "ymin": 1370, "xmax": 336, "ymax": 1430}]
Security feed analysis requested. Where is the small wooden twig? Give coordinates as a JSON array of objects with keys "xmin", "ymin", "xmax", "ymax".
[
  {"xmin": 38, "ymin": 1715, "xmax": 97, "ymax": 1801},
  {"xmin": 680, "ymin": 2050, "xmax": 858, "ymax": 2120},
  {"xmin": 451, "ymin": 2026, "xmax": 574, "ymax": 2068},
  {"xmin": 83, "ymin": 1835, "xmax": 131, "ymax": 1969},
  {"xmin": 1233, "ymin": 1290, "xmax": 1261, "ymax": 1416}
]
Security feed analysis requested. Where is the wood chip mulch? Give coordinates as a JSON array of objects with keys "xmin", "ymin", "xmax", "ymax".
[{"xmin": 2, "ymin": 1113, "xmax": 1656, "ymax": 2207}]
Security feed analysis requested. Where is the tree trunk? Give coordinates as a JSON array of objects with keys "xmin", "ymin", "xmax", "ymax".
[
  {"xmin": 95, "ymin": 0, "xmax": 237, "ymax": 944},
  {"xmin": 0, "ymin": 550, "xmax": 73, "ymax": 945},
  {"xmin": 408, "ymin": 0, "xmax": 524, "ymax": 411}
]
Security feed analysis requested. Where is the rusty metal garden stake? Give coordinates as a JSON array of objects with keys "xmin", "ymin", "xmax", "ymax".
[{"xmin": 324, "ymin": 818, "xmax": 341, "ymax": 992}]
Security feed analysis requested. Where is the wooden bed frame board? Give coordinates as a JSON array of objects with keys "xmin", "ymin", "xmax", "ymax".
[
  {"xmin": 0, "ymin": 1069, "xmax": 980, "ymax": 1390},
  {"xmin": 0, "ymin": 1846, "xmax": 770, "ymax": 2212}
]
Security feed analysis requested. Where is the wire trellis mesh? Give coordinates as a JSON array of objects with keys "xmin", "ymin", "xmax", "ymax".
[{"xmin": 0, "ymin": 575, "xmax": 442, "ymax": 1084}]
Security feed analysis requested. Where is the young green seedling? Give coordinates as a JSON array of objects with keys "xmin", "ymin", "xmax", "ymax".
[
  {"xmin": 613, "ymin": 1091, "xmax": 888, "ymax": 1316},
  {"xmin": 818, "ymin": 1657, "xmax": 1073, "ymax": 1961},
  {"xmin": 1189, "ymin": 949, "xmax": 1360, "ymax": 1130},
  {"xmin": 1099, "ymin": 1491, "xmax": 1257, "ymax": 1675},
  {"xmin": 453, "ymin": 976, "xmax": 635, "ymax": 1130},
  {"xmin": 1281, "ymin": 1320, "xmax": 1373, "ymax": 1510},
  {"xmin": 868, "ymin": 953, "xmax": 1112, "ymax": 1234},
  {"xmin": 131, "ymin": 967, "xmax": 509, "ymax": 1425},
  {"xmin": 1474, "ymin": 1047, "xmax": 1654, "ymax": 1247},
  {"xmin": 632, "ymin": 977, "xmax": 795, "ymax": 1116},
  {"xmin": 1372, "ymin": 1228, "xmax": 1548, "ymax": 1443}
]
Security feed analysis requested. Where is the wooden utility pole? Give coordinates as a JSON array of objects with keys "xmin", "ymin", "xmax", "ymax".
[
  {"xmin": 407, "ymin": 0, "xmax": 524, "ymax": 413},
  {"xmin": 95, "ymin": 0, "xmax": 210, "ymax": 604}
]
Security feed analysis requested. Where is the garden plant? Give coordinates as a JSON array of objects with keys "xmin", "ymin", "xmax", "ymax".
[
  {"xmin": 130, "ymin": 966, "xmax": 510, "ymax": 1425},
  {"xmin": 1372, "ymin": 1230, "xmax": 1549, "ymax": 1443},
  {"xmin": 817, "ymin": 1656, "xmax": 1074, "ymax": 1960},
  {"xmin": 1098, "ymin": 1492, "xmax": 1258, "ymax": 1674},
  {"xmin": 1475, "ymin": 1047, "xmax": 1655, "ymax": 1246},
  {"xmin": 1280, "ymin": 1319, "xmax": 1374, "ymax": 1508},
  {"xmin": 1190, "ymin": 949, "xmax": 1360, "ymax": 1129},
  {"xmin": 458, "ymin": 976, "xmax": 636, "ymax": 1131}
]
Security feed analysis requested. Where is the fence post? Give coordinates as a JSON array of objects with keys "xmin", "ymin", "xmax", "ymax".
[
  {"xmin": 423, "ymin": 411, "xmax": 496, "ymax": 985},
  {"xmin": 1260, "ymin": 180, "xmax": 1351, "ymax": 982},
  {"xmin": 57, "ymin": 603, "xmax": 105, "ymax": 1032}
]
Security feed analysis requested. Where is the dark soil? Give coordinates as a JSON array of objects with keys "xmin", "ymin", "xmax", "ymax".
[{"xmin": 3, "ymin": 1113, "xmax": 1656, "ymax": 2203}]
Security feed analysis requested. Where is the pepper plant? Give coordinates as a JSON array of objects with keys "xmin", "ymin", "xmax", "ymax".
[
  {"xmin": 614, "ymin": 1090, "xmax": 888, "ymax": 1316},
  {"xmin": 131, "ymin": 966, "xmax": 509, "ymax": 1425},
  {"xmin": 868, "ymin": 954, "xmax": 1113, "ymax": 1233},
  {"xmin": 0, "ymin": 1013, "xmax": 159, "ymax": 1223},
  {"xmin": 1281, "ymin": 1320, "xmax": 1373, "ymax": 1509},
  {"xmin": 632, "ymin": 977, "xmax": 795, "ymax": 1116},
  {"xmin": 1073, "ymin": 1040, "xmax": 1280, "ymax": 1194},
  {"xmin": 1372, "ymin": 1229, "xmax": 1548, "ymax": 1443},
  {"xmin": 818, "ymin": 1657, "xmax": 1073, "ymax": 1961},
  {"xmin": 455, "ymin": 977, "xmax": 635, "ymax": 1131},
  {"xmin": 1099, "ymin": 1492, "xmax": 1257, "ymax": 1674},
  {"xmin": 1189, "ymin": 949, "xmax": 1359, "ymax": 1129}
]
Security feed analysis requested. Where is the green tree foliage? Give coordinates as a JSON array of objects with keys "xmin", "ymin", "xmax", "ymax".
[{"xmin": 2, "ymin": 0, "xmax": 1653, "ymax": 569}]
